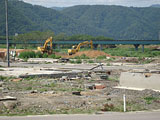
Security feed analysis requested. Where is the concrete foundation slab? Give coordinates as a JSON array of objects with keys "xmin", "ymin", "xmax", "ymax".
[{"xmin": 120, "ymin": 72, "xmax": 160, "ymax": 90}]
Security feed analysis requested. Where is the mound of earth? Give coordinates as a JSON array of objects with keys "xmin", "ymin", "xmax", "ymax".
[{"xmin": 59, "ymin": 50, "xmax": 112, "ymax": 58}]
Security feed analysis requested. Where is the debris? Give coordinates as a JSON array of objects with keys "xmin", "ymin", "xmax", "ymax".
[
  {"xmin": 72, "ymin": 91, "xmax": 81, "ymax": 96},
  {"xmin": 85, "ymin": 84, "xmax": 95, "ymax": 90},
  {"xmin": 144, "ymin": 73, "xmax": 152, "ymax": 77},
  {"xmin": 42, "ymin": 91, "xmax": 56, "ymax": 94},
  {"xmin": 100, "ymin": 75, "xmax": 108, "ymax": 80},
  {"xmin": 30, "ymin": 90, "xmax": 38, "ymax": 94},
  {"xmin": 60, "ymin": 76, "xmax": 69, "ymax": 82},
  {"xmin": 101, "ymin": 103, "xmax": 114, "ymax": 111},
  {"xmin": 90, "ymin": 64, "xmax": 104, "ymax": 71},
  {"xmin": 59, "ymin": 58, "xmax": 70, "ymax": 63},
  {"xmin": 0, "ymin": 82, "xmax": 3, "ymax": 87},
  {"xmin": 3, "ymin": 101, "xmax": 19, "ymax": 110},
  {"xmin": 0, "ymin": 96, "xmax": 17, "ymax": 101},
  {"xmin": 95, "ymin": 84, "xmax": 106, "ymax": 89},
  {"xmin": 11, "ymin": 78, "xmax": 23, "ymax": 82}
]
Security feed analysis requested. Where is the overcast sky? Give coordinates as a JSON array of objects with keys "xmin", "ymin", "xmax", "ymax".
[{"xmin": 23, "ymin": 0, "xmax": 160, "ymax": 7}]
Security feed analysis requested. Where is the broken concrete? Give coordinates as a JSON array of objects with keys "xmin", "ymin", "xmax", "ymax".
[
  {"xmin": 0, "ymin": 96, "xmax": 17, "ymax": 101},
  {"xmin": 28, "ymin": 58, "xmax": 58, "ymax": 63},
  {"xmin": 0, "ymin": 67, "xmax": 82, "ymax": 78},
  {"xmin": 120, "ymin": 71, "xmax": 160, "ymax": 90}
]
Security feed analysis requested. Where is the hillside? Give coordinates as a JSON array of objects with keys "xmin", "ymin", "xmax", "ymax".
[
  {"xmin": 0, "ymin": 1, "xmax": 160, "ymax": 40},
  {"xmin": 151, "ymin": 4, "xmax": 160, "ymax": 8},
  {"xmin": 0, "ymin": 1, "xmax": 104, "ymax": 36},
  {"xmin": 62, "ymin": 5, "xmax": 160, "ymax": 40}
]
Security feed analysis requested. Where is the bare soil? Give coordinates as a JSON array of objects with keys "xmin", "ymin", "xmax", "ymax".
[{"xmin": 0, "ymin": 70, "xmax": 160, "ymax": 115}]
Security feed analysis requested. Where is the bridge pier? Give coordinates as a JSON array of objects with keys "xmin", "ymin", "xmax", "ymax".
[
  {"xmin": 134, "ymin": 44, "xmax": 139, "ymax": 51},
  {"xmin": 142, "ymin": 45, "xmax": 144, "ymax": 52}
]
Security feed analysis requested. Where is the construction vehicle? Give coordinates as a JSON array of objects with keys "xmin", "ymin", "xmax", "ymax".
[
  {"xmin": 37, "ymin": 37, "xmax": 53, "ymax": 54},
  {"xmin": 68, "ymin": 40, "xmax": 93, "ymax": 55}
]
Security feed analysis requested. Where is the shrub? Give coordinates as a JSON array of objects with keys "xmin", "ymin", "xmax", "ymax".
[
  {"xmin": 75, "ymin": 59, "xmax": 82, "ymax": 64},
  {"xmin": 70, "ymin": 60, "xmax": 75, "ymax": 64},
  {"xmin": 48, "ymin": 54, "xmax": 56, "ymax": 58},
  {"xmin": 55, "ymin": 56, "xmax": 61, "ymax": 59},
  {"xmin": 36, "ymin": 51, "xmax": 43, "ymax": 58},
  {"xmin": 19, "ymin": 51, "xmax": 36, "ymax": 59},
  {"xmin": 48, "ymin": 54, "xmax": 61, "ymax": 59},
  {"xmin": 80, "ymin": 54, "xmax": 90, "ymax": 59},
  {"xmin": 88, "ymin": 60, "xmax": 94, "ymax": 63},
  {"xmin": 42, "ymin": 53, "xmax": 48, "ymax": 58},
  {"xmin": 74, "ymin": 56, "xmax": 81, "ymax": 59}
]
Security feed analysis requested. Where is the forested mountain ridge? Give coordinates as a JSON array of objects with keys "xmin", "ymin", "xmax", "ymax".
[
  {"xmin": 62, "ymin": 5, "xmax": 160, "ymax": 40},
  {"xmin": 0, "ymin": 0, "xmax": 160, "ymax": 40},
  {"xmin": 0, "ymin": 0, "xmax": 104, "ymax": 37}
]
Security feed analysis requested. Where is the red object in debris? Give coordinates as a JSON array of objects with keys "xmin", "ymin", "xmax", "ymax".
[
  {"xmin": 11, "ymin": 78, "xmax": 22, "ymax": 82},
  {"xmin": 95, "ymin": 84, "xmax": 106, "ymax": 89}
]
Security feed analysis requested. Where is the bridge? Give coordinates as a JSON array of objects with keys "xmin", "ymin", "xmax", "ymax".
[{"xmin": 0, "ymin": 40, "xmax": 160, "ymax": 51}]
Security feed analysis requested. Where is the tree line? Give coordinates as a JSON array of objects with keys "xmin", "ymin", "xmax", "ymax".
[{"xmin": 0, "ymin": 31, "xmax": 113, "ymax": 43}]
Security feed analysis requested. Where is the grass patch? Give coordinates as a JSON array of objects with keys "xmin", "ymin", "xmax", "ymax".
[
  {"xmin": 104, "ymin": 47, "xmax": 160, "ymax": 57},
  {"xmin": 96, "ymin": 55, "xmax": 106, "ymax": 59},
  {"xmin": 19, "ymin": 51, "xmax": 61, "ymax": 60},
  {"xmin": 88, "ymin": 60, "xmax": 94, "ymax": 63},
  {"xmin": 75, "ymin": 59, "xmax": 82, "ymax": 64},
  {"xmin": 74, "ymin": 54, "xmax": 90, "ymax": 59},
  {"xmin": 26, "ymin": 86, "xmax": 32, "ymax": 90},
  {"xmin": 0, "ymin": 76, "xmax": 16, "ymax": 81},
  {"xmin": 107, "ymin": 77, "xmax": 119, "ymax": 82},
  {"xmin": 44, "ymin": 83, "xmax": 56, "ymax": 88},
  {"xmin": 144, "ymin": 97, "xmax": 159, "ymax": 104},
  {"xmin": 19, "ymin": 51, "xmax": 36, "ymax": 59}
]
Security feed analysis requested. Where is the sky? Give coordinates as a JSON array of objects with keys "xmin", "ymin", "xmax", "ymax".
[{"xmin": 23, "ymin": 0, "xmax": 160, "ymax": 7}]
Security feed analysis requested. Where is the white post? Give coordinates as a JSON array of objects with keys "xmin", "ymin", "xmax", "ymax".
[{"xmin": 123, "ymin": 94, "xmax": 126, "ymax": 112}]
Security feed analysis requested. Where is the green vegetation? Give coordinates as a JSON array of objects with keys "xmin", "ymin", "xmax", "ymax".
[
  {"xmin": 75, "ymin": 59, "xmax": 82, "ymax": 64},
  {"xmin": 88, "ymin": 60, "xmax": 94, "ymax": 63},
  {"xmin": 0, "ymin": 0, "xmax": 160, "ymax": 39},
  {"xmin": 74, "ymin": 54, "xmax": 90, "ymax": 59},
  {"xmin": 19, "ymin": 51, "xmax": 36, "ymax": 59},
  {"xmin": 96, "ymin": 55, "xmax": 106, "ymax": 59},
  {"xmin": 19, "ymin": 51, "xmax": 61, "ymax": 59},
  {"xmin": 104, "ymin": 47, "xmax": 160, "ymax": 57},
  {"xmin": 0, "ymin": 76, "xmax": 7, "ymax": 81},
  {"xmin": 144, "ymin": 97, "xmax": 160, "ymax": 104}
]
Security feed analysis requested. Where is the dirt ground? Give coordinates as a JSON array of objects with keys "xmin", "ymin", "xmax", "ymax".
[
  {"xmin": 0, "ymin": 66, "xmax": 160, "ymax": 115},
  {"xmin": 57, "ymin": 50, "xmax": 113, "ymax": 58},
  {"xmin": 0, "ymin": 48, "xmax": 160, "ymax": 115}
]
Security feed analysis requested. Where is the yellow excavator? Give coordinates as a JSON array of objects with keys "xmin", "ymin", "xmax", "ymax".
[
  {"xmin": 68, "ymin": 40, "xmax": 93, "ymax": 55},
  {"xmin": 37, "ymin": 37, "xmax": 53, "ymax": 54}
]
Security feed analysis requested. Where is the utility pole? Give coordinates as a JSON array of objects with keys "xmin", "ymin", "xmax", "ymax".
[
  {"xmin": 5, "ymin": 0, "xmax": 10, "ymax": 67},
  {"xmin": 159, "ymin": 31, "xmax": 160, "ymax": 40}
]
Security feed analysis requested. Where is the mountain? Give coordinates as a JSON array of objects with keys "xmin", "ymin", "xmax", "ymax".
[
  {"xmin": 50, "ymin": 7, "xmax": 66, "ymax": 11},
  {"xmin": 0, "ymin": 1, "xmax": 104, "ymax": 36},
  {"xmin": 151, "ymin": 4, "xmax": 160, "ymax": 8},
  {"xmin": 0, "ymin": 1, "xmax": 160, "ymax": 40},
  {"xmin": 62, "ymin": 5, "xmax": 160, "ymax": 40}
]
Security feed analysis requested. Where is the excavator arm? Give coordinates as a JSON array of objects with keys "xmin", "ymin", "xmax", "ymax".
[
  {"xmin": 37, "ymin": 37, "xmax": 53, "ymax": 54},
  {"xmin": 68, "ymin": 40, "xmax": 93, "ymax": 55}
]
